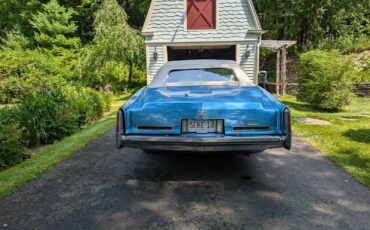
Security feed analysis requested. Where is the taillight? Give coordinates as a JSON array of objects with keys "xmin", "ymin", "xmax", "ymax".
[
  {"xmin": 116, "ymin": 110, "xmax": 125, "ymax": 149},
  {"xmin": 116, "ymin": 110, "xmax": 125, "ymax": 134},
  {"xmin": 116, "ymin": 112, "xmax": 120, "ymax": 133},
  {"xmin": 283, "ymin": 108, "xmax": 291, "ymax": 134},
  {"xmin": 283, "ymin": 108, "xmax": 292, "ymax": 150}
]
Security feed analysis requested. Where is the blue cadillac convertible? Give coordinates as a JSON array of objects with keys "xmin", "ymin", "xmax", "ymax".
[{"xmin": 116, "ymin": 60, "xmax": 292, "ymax": 153}]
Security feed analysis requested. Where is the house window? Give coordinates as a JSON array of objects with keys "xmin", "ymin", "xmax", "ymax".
[{"xmin": 187, "ymin": 0, "xmax": 216, "ymax": 30}]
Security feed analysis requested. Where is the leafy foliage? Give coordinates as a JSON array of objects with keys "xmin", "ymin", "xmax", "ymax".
[
  {"xmin": 29, "ymin": 0, "xmax": 80, "ymax": 49},
  {"xmin": 353, "ymin": 54, "xmax": 370, "ymax": 83},
  {"xmin": 80, "ymin": 0, "xmax": 145, "ymax": 90},
  {"xmin": 0, "ymin": 0, "xmax": 81, "ymax": 104},
  {"xmin": 65, "ymin": 86, "xmax": 112, "ymax": 126},
  {"xmin": 13, "ymin": 88, "xmax": 78, "ymax": 147},
  {"xmin": 0, "ymin": 31, "xmax": 31, "ymax": 50},
  {"xmin": 0, "ymin": 109, "xmax": 26, "ymax": 169},
  {"xmin": 0, "ymin": 0, "xmax": 45, "ymax": 38},
  {"xmin": 297, "ymin": 50, "xmax": 354, "ymax": 110},
  {"xmin": 5, "ymin": 86, "xmax": 111, "ymax": 148},
  {"xmin": 318, "ymin": 35, "xmax": 370, "ymax": 54},
  {"xmin": 254, "ymin": 0, "xmax": 369, "ymax": 48},
  {"xmin": 0, "ymin": 38, "xmax": 77, "ymax": 103},
  {"xmin": 122, "ymin": 0, "xmax": 151, "ymax": 29}
]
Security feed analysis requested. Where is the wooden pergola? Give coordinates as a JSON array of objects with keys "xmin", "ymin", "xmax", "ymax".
[{"xmin": 260, "ymin": 40, "xmax": 297, "ymax": 95}]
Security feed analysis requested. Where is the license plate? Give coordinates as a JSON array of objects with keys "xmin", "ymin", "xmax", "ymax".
[{"xmin": 188, "ymin": 119, "xmax": 216, "ymax": 133}]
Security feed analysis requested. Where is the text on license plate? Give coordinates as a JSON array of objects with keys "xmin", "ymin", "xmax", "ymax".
[{"xmin": 188, "ymin": 119, "xmax": 216, "ymax": 133}]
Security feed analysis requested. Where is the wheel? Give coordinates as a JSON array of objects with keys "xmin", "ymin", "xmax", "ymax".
[{"xmin": 284, "ymin": 133, "xmax": 292, "ymax": 150}]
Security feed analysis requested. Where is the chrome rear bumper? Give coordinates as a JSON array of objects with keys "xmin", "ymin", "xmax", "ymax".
[{"xmin": 120, "ymin": 135, "xmax": 288, "ymax": 152}]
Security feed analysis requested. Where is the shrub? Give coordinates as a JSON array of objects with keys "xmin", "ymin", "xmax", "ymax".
[
  {"xmin": 297, "ymin": 50, "xmax": 354, "ymax": 111},
  {"xmin": 14, "ymin": 88, "xmax": 78, "ymax": 147},
  {"xmin": 0, "ymin": 36, "xmax": 79, "ymax": 104},
  {"xmin": 2, "ymin": 80, "xmax": 112, "ymax": 149},
  {"xmin": 64, "ymin": 86, "xmax": 112, "ymax": 126},
  {"xmin": 0, "ymin": 109, "xmax": 26, "ymax": 169},
  {"xmin": 101, "ymin": 91, "xmax": 112, "ymax": 111}
]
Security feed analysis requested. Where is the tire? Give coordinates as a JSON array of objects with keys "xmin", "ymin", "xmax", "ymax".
[{"xmin": 284, "ymin": 133, "xmax": 292, "ymax": 150}]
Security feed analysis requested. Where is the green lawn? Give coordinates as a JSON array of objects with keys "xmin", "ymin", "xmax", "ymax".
[
  {"xmin": 0, "ymin": 93, "xmax": 130, "ymax": 198},
  {"xmin": 280, "ymin": 96, "xmax": 370, "ymax": 187}
]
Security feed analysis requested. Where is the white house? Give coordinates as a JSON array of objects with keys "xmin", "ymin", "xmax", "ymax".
[{"xmin": 142, "ymin": 0, "xmax": 264, "ymax": 85}]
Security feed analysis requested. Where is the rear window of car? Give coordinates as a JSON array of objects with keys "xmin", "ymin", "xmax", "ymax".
[{"xmin": 166, "ymin": 68, "xmax": 239, "ymax": 84}]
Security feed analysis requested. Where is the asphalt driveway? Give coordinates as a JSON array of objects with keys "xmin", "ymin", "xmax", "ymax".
[{"xmin": 0, "ymin": 130, "xmax": 369, "ymax": 230}]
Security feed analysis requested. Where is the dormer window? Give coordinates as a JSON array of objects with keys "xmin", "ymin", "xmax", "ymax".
[{"xmin": 187, "ymin": 0, "xmax": 216, "ymax": 30}]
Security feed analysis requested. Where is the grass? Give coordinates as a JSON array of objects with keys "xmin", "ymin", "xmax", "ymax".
[
  {"xmin": 280, "ymin": 96, "xmax": 370, "ymax": 187},
  {"xmin": 0, "ymin": 93, "xmax": 131, "ymax": 198}
]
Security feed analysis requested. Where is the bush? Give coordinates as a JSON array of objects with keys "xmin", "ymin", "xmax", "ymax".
[
  {"xmin": 297, "ymin": 50, "xmax": 354, "ymax": 111},
  {"xmin": 65, "ymin": 86, "xmax": 112, "ymax": 126},
  {"xmin": 0, "ymin": 85, "xmax": 112, "ymax": 169},
  {"xmin": 0, "ymin": 109, "xmax": 26, "ymax": 169},
  {"xmin": 0, "ymin": 37, "xmax": 79, "ymax": 104},
  {"xmin": 14, "ymin": 88, "xmax": 78, "ymax": 147},
  {"xmin": 7, "ymin": 85, "xmax": 112, "ymax": 147}
]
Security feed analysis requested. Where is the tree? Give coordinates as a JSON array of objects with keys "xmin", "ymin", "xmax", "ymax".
[
  {"xmin": 29, "ymin": 0, "xmax": 80, "ymax": 49},
  {"xmin": 0, "ymin": 0, "xmax": 46, "ymax": 38},
  {"xmin": 254, "ymin": 0, "xmax": 369, "ymax": 48},
  {"xmin": 121, "ymin": 0, "xmax": 151, "ymax": 29},
  {"xmin": 80, "ymin": 0, "xmax": 144, "ymax": 90},
  {"xmin": 58, "ymin": 0, "xmax": 103, "ymax": 43}
]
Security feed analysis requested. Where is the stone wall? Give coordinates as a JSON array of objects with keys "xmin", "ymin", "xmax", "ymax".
[{"xmin": 355, "ymin": 83, "xmax": 370, "ymax": 97}]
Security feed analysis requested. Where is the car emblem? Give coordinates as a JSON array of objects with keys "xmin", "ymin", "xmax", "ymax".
[{"xmin": 198, "ymin": 111, "xmax": 206, "ymax": 118}]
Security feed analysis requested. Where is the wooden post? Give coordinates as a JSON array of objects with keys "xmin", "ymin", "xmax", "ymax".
[
  {"xmin": 276, "ymin": 49, "xmax": 281, "ymax": 95},
  {"xmin": 281, "ymin": 46, "xmax": 287, "ymax": 96}
]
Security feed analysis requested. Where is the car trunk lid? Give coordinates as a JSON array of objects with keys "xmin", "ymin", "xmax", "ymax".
[{"xmin": 128, "ymin": 86, "xmax": 278, "ymax": 135}]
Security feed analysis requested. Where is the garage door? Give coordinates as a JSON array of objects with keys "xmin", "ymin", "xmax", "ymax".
[{"xmin": 168, "ymin": 46, "xmax": 236, "ymax": 61}]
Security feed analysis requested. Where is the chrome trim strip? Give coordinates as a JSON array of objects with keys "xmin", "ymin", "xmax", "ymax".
[
  {"xmin": 123, "ymin": 135, "xmax": 284, "ymax": 143},
  {"xmin": 137, "ymin": 126, "xmax": 173, "ymax": 130},
  {"xmin": 232, "ymin": 126, "xmax": 272, "ymax": 131},
  {"xmin": 120, "ymin": 135, "xmax": 287, "ymax": 152}
]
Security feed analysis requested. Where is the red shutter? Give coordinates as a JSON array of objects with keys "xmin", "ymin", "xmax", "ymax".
[{"xmin": 187, "ymin": 0, "xmax": 216, "ymax": 30}]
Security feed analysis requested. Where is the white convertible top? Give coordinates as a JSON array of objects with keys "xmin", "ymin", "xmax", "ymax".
[{"xmin": 149, "ymin": 60, "xmax": 255, "ymax": 88}]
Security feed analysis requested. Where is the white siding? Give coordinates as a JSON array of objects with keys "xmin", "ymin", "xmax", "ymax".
[
  {"xmin": 147, "ymin": 45, "xmax": 165, "ymax": 83},
  {"xmin": 146, "ymin": 0, "xmax": 258, "ymax": 43},
  {"xmin": 145, "ymin": 0, "xmax": 261, "ymax": 84},
  {"xmin": 239, "ymin": 43, "xmax": 257, "ymax": 82},
  {"xmin": 147, "ymin": 43, "xmax": 258, "ymax": 84}
]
